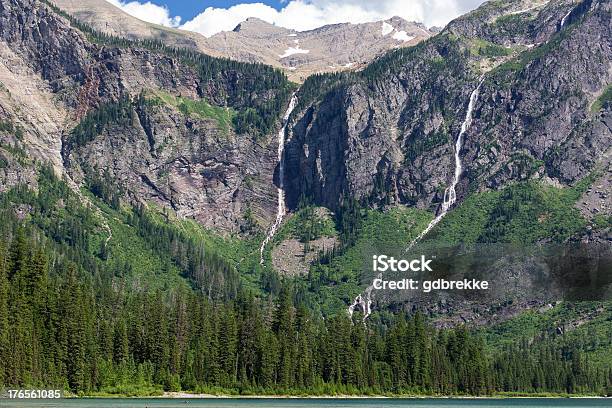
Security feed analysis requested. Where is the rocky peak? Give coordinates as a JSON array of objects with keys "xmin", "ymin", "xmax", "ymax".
[
  {"xmin": 210, "ymin": 16, "xmax": 432, "ymax": 82},
  {"xmin": 232, "ymin": 17, "xmax": 289, "ymax": 37}
]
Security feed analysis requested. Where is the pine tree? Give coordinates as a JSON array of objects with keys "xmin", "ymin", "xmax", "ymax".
[
  {"xmin": 0, "ymin": 241, "xmax": 9, "ymax": 385},
  {"xmin": 273, "ymin": 287, "xmax": 295, "ymax": 388},
  {"xmin": 218, "ymin": 305, "xmax": 238, "ymax": 387},
  {"xmin": 113, "ymin": 318, "xmax": 129, "ymax": 364}
]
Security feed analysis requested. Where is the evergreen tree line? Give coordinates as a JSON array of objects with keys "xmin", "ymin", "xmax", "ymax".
[
  {"xmin": 127, "ymin": 205, "xmax": 240, "ymax": 300},
  {"xmin": 0, "ymin": 230, "xmax": 609, "ymax": 396},
  {"xmin": 494, "ymin": 340, "xmax": 610, "ymax": 395}
]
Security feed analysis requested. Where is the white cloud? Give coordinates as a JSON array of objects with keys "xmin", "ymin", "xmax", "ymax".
[
  {"xmin": 106, "ymin": 0, "xmax": 181, "ymax": 27},
  {"xmin": 181, "ymin": 0, "xmax": 484, "ymax": 38},
  {"xmin": 181, "ymin": 3, "xmax": 277, "ymax": 37}
]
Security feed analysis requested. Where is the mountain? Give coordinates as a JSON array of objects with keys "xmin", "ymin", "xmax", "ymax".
[
  {"xmin": 49, "ymin": 0, "xmax": 209, "ymax": 51},
  {"xmin": 0, "ymin": 0, "xmax": 608, "ymax": 289},
  {"xmin": 50, "ymin": 0, "xmax": 433, "ymax": 81},
  {"xmin": 1, "ymin": 0, "xmax": 292, "ymax": 233},
  {"xmin": 284, "ymin": 0, "xmax": 611, "ymax": 218},
  {"xmin": 207, "ymin": 16, "xmax": 432, "ymax": 82},
  {"xmin": 0, "ymin": 0, "xmax": 610, "ymax": 397},
  {"xmin": 0, "ymin": 0, "xmax": 609, "ymax": 290},
  {"xmin": 277, "ymin": 0, "xmax": 611, "ymax": 316}
]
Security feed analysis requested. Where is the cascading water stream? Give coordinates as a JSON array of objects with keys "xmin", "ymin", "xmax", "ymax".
[
  {"xmin": 348, "ymin": 79, "xmax": 485, "ymax": 320},
  {"xmin": 560, "ymin": 8, "xmax": 572, "ymax": 28},
  {"xmin": 259, "ymin": 94, "xmax": 298, "ymax": 264},
  {"xmin": 347, "ymin": 275, "xmax": 379, "ymax": 319},
  {"xmin": 405, "ymin": 78, "xmax": 485, "ymax": 251}
]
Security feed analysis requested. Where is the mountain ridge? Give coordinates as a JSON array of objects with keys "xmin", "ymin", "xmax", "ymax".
[
  {"xmin": 283, "ymin": 0, "xmax": 610, "ymax": 219},
  {"xmin": 50, "ymin": 0, "xmax": 433, "ymax": 81}
]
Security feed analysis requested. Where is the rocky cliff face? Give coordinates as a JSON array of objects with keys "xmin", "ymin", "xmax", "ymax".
[
  {"xmin": 284, "ymin": 0, "xmax": 611, "ymax": 221},
  {"xmin": 0, "ymin": 0, "xmax": 289, "ymax": 233},
  {"xmin": 0, "ymin": 0, "xmax": 609, "ymax": 242}
]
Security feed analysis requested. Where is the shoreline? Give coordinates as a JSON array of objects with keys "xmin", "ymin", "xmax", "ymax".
[{"xmin": 72, "ymin": 392, "xmax": 608, "ymax": 399}]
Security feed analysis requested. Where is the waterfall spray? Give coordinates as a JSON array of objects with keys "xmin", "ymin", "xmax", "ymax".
[{"xmin": 259, "ymin": 94, "xmax": 298, "ymax": 264}]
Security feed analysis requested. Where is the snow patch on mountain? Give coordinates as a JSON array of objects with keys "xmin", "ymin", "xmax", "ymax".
[
  {"xmin": 381, "ymin": 22, "xmax": 394, "ymax": 36},
  {"xmin": 392, "ymin": 30, "xmax": 414, "ymax": 42},
  {"xmin": 279, "ymin": 46, "xmax": 310, "ymax": 58}
]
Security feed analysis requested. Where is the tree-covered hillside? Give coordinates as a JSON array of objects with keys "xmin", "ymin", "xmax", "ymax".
[
  {"xmin": 44, "ymin": 0, "xmax": 294, "ymax": 137},
  {"xmin": 0, "ymin": 166, "xmax": 609, "ymax": 396},
  {"xmin": 1, "ymin": 227, "xmax": 609, "ymax": 396}
]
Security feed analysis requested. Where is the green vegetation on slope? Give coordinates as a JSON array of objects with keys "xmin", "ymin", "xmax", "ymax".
[
  {"xmin": 0, "ymin": 120, "xmax": 24, "ymax": 140},
  {"xmin": 69, "ymin": 97, "xmax": 134, "ymax": 147},
  {"xmin": 0, "ymin": 119, "xmax": 29, "ymax": 166},
  {"xmin": 469, "ymin": 39, "xmax": 512, "ymax": 57},
  {"xmin": 0, "ymin": 164, "xmax": 247, "ymax": 294},
  {"xmin": 261, "ymin": 179, "xmax": 600, "ymax": 317},
  {"xmin": 306, "ymin": 205, "xmax": 433, "ymax": 315},
  {"xmin": 591, "ymin": 85, "xmax": 612, "ymax": 113},
  {"xmin": 428, "ymin": 180, "xmax": 591, "ymax": 245},
  {"xmin": 151, "ymin": 91, "xmax": 236, "ymax": 134},
  {"xmin": 275, "ymin": 206, "xmax": 337, "ymax": 244},
  {"xmin": 492, "ymin": 20, "xmax": 581, "ymax": 75},
  {"xmin": 282, "ymin": 179, "xmax": 596, "ymax": 316}
]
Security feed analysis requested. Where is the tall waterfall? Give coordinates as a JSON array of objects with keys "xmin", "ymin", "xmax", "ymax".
[
  {"xmin": 405, "ymin": 78, "xmax": 485, "ymax": 251},
  {"xmin": 348, "ymin": 79, "xmax": 485, "ymax": 320},
  {"xmin": 259, "ymin": 94, "xmax": 298, "ymax": 264}
]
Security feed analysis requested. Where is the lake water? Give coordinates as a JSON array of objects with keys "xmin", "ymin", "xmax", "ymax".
[{"xmin": 1, "ymin": 398, "xmax": 610, "ymax": 408}]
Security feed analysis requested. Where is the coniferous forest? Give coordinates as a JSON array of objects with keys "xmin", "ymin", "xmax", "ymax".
[{"xmin": 0, "ymin": 218, "xmax": 610, "ymax": 396}]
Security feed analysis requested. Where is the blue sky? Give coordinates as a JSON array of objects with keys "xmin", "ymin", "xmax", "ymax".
[
  {"xmin": 149, "ymin": 0, "xmax": 283, "ymax": 22},
  {"xmin": 108, "ymin": 0, "xmax": 484, "ymax": 37}
]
